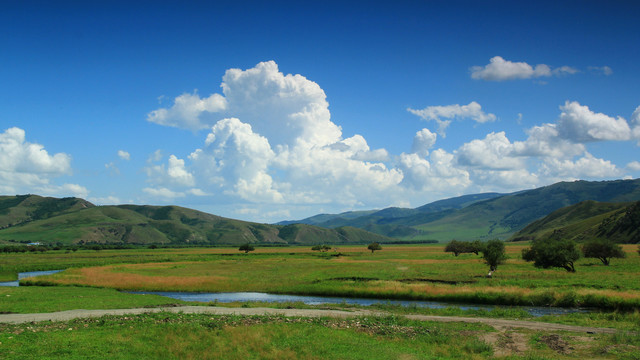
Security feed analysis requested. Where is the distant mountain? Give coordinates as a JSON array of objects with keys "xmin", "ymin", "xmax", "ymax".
[
  {"xmin": 278, "ymin": 179, "xmax": 640, "ymax": 242},
  {"xmin": 0, "ymin": 195, "xmax": 393, "ymax": 246},
  {"xmin": 511, "ymin": 200, "xmax": 640, "ymax": 244}
]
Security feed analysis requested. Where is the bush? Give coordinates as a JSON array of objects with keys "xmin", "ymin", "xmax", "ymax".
[
  {"xmin": 238, "ymin": 243, "xmax": 255, "ymax": 253},
  {"xmin": 522, "ymin": 238, "xmax": 580, "ymax": 272},
  {"xmin": 582, "ymin": 239, "xmax": 625, "ymax": 265},
  {"xmin": 445, "ymin": 240, "xmax": 483, "ymax": 256}
]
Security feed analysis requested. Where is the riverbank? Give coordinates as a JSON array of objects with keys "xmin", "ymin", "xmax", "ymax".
[{"xmin": 14, "ymin": 244, "xmax": 640, "ymax": 310}]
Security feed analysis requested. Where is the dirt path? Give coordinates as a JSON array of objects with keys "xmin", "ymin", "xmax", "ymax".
[{"xmin": 0, "ymin": 306, "xmax": 618, "ymax": 334}]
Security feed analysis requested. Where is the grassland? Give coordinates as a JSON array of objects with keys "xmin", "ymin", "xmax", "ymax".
[
  {"xmin": 5, "ymin": 243, "xmax": 640, "ymax": 310},
  {"xmin": 2, "ymin": 311, "xmax": 640, "ymax": 359},
  {"xmin": 3, "ymin": 244, "xmax": 640, "ymax": 358}
]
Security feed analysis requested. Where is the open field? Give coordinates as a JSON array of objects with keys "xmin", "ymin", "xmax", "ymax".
[
  {"xmin": 2, "ymin": 311, "xmax": 640, "ymax": 359},
  {"xmin": 4, "ymin": 244, "xmax": 640, "ymax": 309},
  {"xmin": 3, "ymin": 244, "xmax": 640, "ymax": 358}
]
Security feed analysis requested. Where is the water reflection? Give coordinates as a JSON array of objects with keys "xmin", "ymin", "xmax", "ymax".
[
  {"xmin": 129, "ymin": 290, "xmax": 586, "ymax": 317},
  {"xmin": 0, "ymin": 270, "xmax": 63, "ymax": 287}
]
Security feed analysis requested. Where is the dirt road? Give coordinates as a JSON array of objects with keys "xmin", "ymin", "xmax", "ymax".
[{"xmin": 0, "ymin": 306, "xmax": 618, "ymax": 334}]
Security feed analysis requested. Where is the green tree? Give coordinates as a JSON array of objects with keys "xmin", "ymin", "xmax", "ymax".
[
  {"xmin": 582, "ymin": 239, "xmax": 625, "ymax": 266},
  {"xmin": 367, "ymin": 242, "xmax": 382, "ymax": 253},
  {"xmin": 522, "ymin": 238, "xmax": 580, "ymax": 272},
  {"xmin": 481, "ymin": 239, "xmax": 506, "ymax": 277},
  {"xmin": 238, "ymin": 243, "xmax": 255, "ymax": 253},
  {"xmin": 311, "ymin": 244, "xmax": 332, "ymax": 252},
  {"xmin": 445, "ymin": 240, "xmax": 483, "ymax": 256}
]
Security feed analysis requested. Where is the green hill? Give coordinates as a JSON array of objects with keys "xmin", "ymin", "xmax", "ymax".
[
  {"xmin": 0, "ymin": 196, "xmax": 393, "ymax": 246},
  {"xmin": 279, "ymin": 179, "xmax": 640, "ymax": 242},
  {"xmin": 511, "ymin": 200, "xmax": 640, "ymax": 244}
]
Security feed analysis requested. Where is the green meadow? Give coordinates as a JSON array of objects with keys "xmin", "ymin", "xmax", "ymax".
[
  {"xmin": 4, "ymin": 243, "xmax": 640, "ymax": 309},
  {"xmin": 3, "ymin": 244, "xmax": 640, "ymax": 359}
]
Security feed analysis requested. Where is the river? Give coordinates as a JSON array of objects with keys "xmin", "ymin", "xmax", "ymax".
[{"xmin": 2, "ymin": 270, "xmax": 587, "ymax": 317}]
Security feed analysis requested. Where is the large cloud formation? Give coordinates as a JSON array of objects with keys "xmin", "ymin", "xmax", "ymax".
[
  {"xmin": 146, "ymin": 61, "xmax": 639, "ymax": 220},
  {"xmin": 146, "ymin": 61, "xmax": 402, "ymax": 209},
  {"xmin": 0, "ymin": 127, "xmax": 87, "ymax": 197}
]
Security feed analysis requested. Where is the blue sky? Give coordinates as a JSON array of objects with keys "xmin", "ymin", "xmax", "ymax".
[{"xmin": 2, "ymin": 0, "xmax": 639, "ymax": 222}]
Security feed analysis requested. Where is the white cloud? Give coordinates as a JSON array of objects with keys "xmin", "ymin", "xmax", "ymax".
[
  {"xmin": 142, "ymin": 62, "xmax": 640, "ymax": 221},
  {"xmin": 407, "ymin": 101, "xmax": 496, "ymax": 136},
  {"xmin": 456, "ymin": 132, "xmax": 524, "ymax": 170},
  {"xmin": 0, "ymin": 127, "xmax": 78, "ymax": 195},
  {"xmin": 470, "ymin": 56, "xmax": 577, "ymax": 81},
  {"xmin": 398, "ymin": 150, "xmax": 470, "ymax": 192},
  {"xmin": 147, "ymin": 91, "xmax": 227, "ymax": 131},
  {"xmin": 627, "ymin": 161, "xmax": 640, "ymax": 172},
  {"xmin": 117, "ymin": 150, "xmax": 130, "ymax": 161},
  {"xmin": 38, "ymin": 183, "xmax": 90, "ymax": 199},
  {"xmin": 143, "ymin": 187, "xmax": 185, "ymax": 199},
  {"xmin": 191, "ymin": 117, "xmax": 281, "ymax": 203},
  {"xmin": 145, "ymin": 154, "xmax": 195, "ymax": 188},
  {"xmin": 557, "ymin": 101, "xmax": 631, "ymax": 142},
  {"xmin": 541, "ymin": 152, "xmax": 621, "ymax": 179},
  {"xmin": 512, "ymin": 124, "xmax": 585, "ymax": 158},
  {"xmin": 145, "ymin": 62, "xmax": 404, "ymax": 208},
  {"xmin": 411, "ymin": 128, "xmax": 437, "ymax": 157}
]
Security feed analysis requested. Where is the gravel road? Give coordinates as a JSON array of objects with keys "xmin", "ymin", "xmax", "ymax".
[{"xmin": 0, "ymin": 306, "xmax": 618, "ymax": 334}]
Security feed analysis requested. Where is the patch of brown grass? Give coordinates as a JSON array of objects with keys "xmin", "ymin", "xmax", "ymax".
[{"xmin": 47, "ymin": 266, "xmax": 229, "ymax": 291}]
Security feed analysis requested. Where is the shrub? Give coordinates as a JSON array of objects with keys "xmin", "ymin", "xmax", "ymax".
[
  {"xmin": 522, "ymin": 238, "xmax": 580, "ymax": 272},
  {"xmin": 582, "ymin": 239, "xmax": 625, "ymax": 265},
  {"xmin": 238, "ymin": 243, "xmax": 255, "ymax": 253}
]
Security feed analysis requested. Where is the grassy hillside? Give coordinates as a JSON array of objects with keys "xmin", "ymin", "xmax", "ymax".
[
  {"xmin": 511, "ymin": 200, "xmax": 640, "ymax": 244},
  {"xmin": 412, "ymin": 179, "xmax": 640, "ymax": 241},
  {"xmin": 0, "ymin": 195, "xmax": 93, "ymax": 229},
  {"xmin": 282, "ymin": 179, "xmax": 640, "ymax": 242},
  {"xmin": 0, "ymin": 197, "xmax": 393, "ymax": 246}
]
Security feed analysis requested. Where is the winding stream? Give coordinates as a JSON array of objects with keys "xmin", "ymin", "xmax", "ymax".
[{"xmin": 2, "ymin": 270, "xmax": 587, "ymax": 317}]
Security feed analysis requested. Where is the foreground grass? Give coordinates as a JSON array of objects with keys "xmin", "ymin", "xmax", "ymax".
[
  {"xmin": 2, "ymin": 311, "xmax": 637, "ymax": 359},
  {"xmin": 0, "ymin": 287, "xmax": 189, "ymax": 314}
]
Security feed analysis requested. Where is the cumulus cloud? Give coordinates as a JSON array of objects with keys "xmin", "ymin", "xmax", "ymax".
[
  {"xmin": 146, "ymin": 62, "xmax": 403, "ymax": 208},
  {"xmin": 557, "ymin": 101, "xmax": 631, "ymax": 142},
  {"xmin": 411, "ymin": 129, "xmax": 437, "ymax": 157},
  {"xmin": 190, "ymin": 117, "xmax": 281, "ymax": 203},
  {"xmin": 407, "ymin": 101, "xmax": 496, "ymax": 136},
  {"xmin": 117, "ymin": 150, "xmax": 130, "ymax": 161},
  {"xmin": 456, "ymin": 132, "xmax": 524, "ymax": 170},
  {"xmin": 471, "ymin": 56, "xmax": 578, "ymax": 81},
  {"xmin": 147, "ymin": 92, "xmax": 227, "ymax": 131},
  {"xmin": 512, "ymin": 124, "xmax": 585, "ymax": 158},
  {"xmin": 541, "ymin": 153, "xmax": 621, "ymax": 179},
  {"xmin": 398, "ymin": 149, "xmax": 470, "ymax": 192},
  {"xmin": 142, "ymin": 62, "xmax": 639, "ymax": 221},
  {"xmin": 627, "ymin": 161, "xmax": 640, "ymax": 172},
  {"xmin": 0, "ymin": 127, "xmax": 85, "ymax": 197}
]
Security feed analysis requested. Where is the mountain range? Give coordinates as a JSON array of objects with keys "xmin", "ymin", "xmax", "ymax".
[
  {"xmin": 0, "ymin": 195, "xmax": 392, "ymax": 246},
  {"xmin": 279, "ymin": 179, "xmax": 640, "ymax": 242},
  {"xmin": 2, "ymin": 178, "xmax": 640, "ymax": 246}
]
